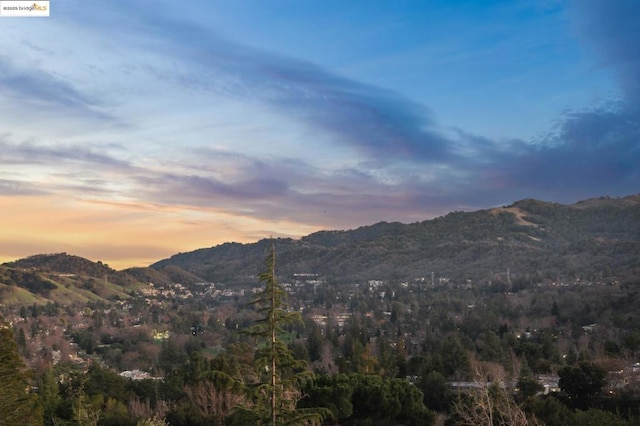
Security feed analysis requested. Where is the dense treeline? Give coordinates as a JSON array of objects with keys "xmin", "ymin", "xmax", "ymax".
[
  {"xmin": 2, "ymin": 277, "xmax": 640, "ymax": 424},
  {"xmin": 152, "ymin": 195, "xmax": 640, "ymax": 283},
  {"xmin": 5, "ymin": 262, "xmax": 640, "ymax": 424},
  {"xmin": 3, "ymin": 341, "xmax": 637, "ymax": 425}
]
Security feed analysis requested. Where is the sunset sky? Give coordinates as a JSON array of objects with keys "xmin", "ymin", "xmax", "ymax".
[{"xmin": 1, "ymin": 0, "xmax": 638, "ymax": 269}]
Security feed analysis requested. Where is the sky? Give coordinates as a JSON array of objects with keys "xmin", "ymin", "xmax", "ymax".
[{"xmin": 1, "ymin": 0, "xmax": 638, "ymax": 269}]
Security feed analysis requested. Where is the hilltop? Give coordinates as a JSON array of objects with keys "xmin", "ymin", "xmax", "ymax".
[
  {"xmin": 2, "ymin": 194, "xmax": 639, "ymax": 303},
  {"xmin": 0, "ymin": 253, "xmax": 197, "ymax": 305},
  {"xmin": 152, "ymin": 194, "xmax": 640, "ymax": 284}
]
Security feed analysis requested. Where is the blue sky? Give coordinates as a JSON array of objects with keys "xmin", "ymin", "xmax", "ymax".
[{"xmin": 0, "ymin": 0, "xmax": 638, "ymax": 268}]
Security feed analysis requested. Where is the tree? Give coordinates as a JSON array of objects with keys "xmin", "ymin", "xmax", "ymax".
[
  {"xmin": 622, "ymin": 331, "xmax": 640, "ymax": 359},
  {"xmin": 515, "ymin": 363, "xmax": 543, "ymax": 403},
  {"xmin": 515, "ymin": 376, "xmax": 543, "ymax": 402},
  {"xmin": 299, "ymin": 374, "xmax": 353, "ymax": 421},
  {"xmin": 573, "ymin": 408, "xmax": 632, "ymax": 426},
  {"xmin": 0, "ymin": 316, "xmax": 42, "ymax": 425},
  {"xmin": 39, "ymin": 369, "xmax": 63, "ymax": 426},
  {"xmin": 137, "ymin": 417, "xmax": 169, "ymax": 426},
  {"xmin": 302, "ymin": 373, "xmax": 433, "ymax": 425},
  {"xmin": 558, "ymin": 362, "xmax": 606, "ymax": 403},
  {"xmin": 524, "ymin": 396, "xmax": 573, "ymax": 426},
  {"xmin": 451, "ymin": 382, "xmax": 535, "ymax": 426},
  {"xmin": 241, "ymin": 242, "xmax": 328, "ymax": 425},
  {"xmin": 72, "ymin": 385, "xmax": 101, "ymax": 426},
  {"xmin": 418, "ymin": 371, "xmax": 454, "ymax": 413},
  {"xmin": 440, "ymin": 335, "xmax": 471, "ymax": 379},
  {"xmin": 305, "ymin": 319, "xmax": 323, "ymax": 363},
  {"xmin": 175, "ymin": 352, "xmax": 247, "ymax": 425}
]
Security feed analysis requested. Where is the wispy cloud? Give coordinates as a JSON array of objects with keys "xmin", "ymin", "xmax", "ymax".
[
  {"xmin": 0, "ymin": 56, "xmax": 113, "ymax": 122},
  {"xmin": 0, "ymin": 179, "xmax": 46, "ymax": 196},
  {"xmin": 0, "ymin": 139, "xmax": 130, "ymax": 168},
  {"xmin": 572, "ymin": 0, "xmax": 640, "ymax": 104},
  {"xmin": 116, "ymin": 0, "xmax": 638, "ymax": 209},
  {"xmin": 413, "ymin": 0, "xmax": 640, "ymax": 206},
  {"xmin": 487, "ymin": 0, "xmax": 640, "ymax": 200},
  {"xmin": 86, "ymin": 6, "xmax": 456, "ymax": 165}
]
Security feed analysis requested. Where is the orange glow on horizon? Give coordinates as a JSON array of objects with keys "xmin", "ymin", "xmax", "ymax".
[{"xmin": 0, "ymin": 195, "xmax": 318, "ymax": 270}]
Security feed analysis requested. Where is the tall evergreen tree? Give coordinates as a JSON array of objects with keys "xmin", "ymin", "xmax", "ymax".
[
  {"xmin": 0, "ymin": 315, "xmax": 42, "ymax": 425},
  {"xmin": 39, "ymin": 369, "xmax": 63, "ymax": 426},
  {"xmin": 239, "ymin": 241, "xmax": 328, "ymax": 425}
]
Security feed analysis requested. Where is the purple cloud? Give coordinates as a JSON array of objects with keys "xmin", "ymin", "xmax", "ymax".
[{"xmin": 0, "ymin": 56, "xmax": 113, "ymax": 122}]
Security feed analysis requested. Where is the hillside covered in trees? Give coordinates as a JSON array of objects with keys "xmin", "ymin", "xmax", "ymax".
[{"xmin": 152, "ymin": 195, "xmax": 640, "ymax": 285}]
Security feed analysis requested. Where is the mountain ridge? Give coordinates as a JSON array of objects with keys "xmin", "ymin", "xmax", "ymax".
[
  {"xmin": 150, "ymin": 194, "xmax": 640, "ymax": 284},
  {"xmin": 2, "ymin": 194, "xmax": 639, "ymax": 302}
]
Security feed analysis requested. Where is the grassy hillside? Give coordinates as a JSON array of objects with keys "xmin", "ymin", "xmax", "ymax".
[
  {"xmin": 0, "ymin": 283, "xmax": 48, "ymax": 305},
  {"xmin": 0, "ymin": 254, "xmax": 149, "ymax": 306}
]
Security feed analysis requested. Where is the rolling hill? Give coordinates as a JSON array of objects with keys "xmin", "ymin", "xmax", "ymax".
[
  {"xmin": 2, "ymin": 194, "xmax": 639, "ymax": 304},
  {"xmin": 0, "ymin": 253, "xmax": 152, "ymax": 305},
  {"xmin": 151, "ymin": 195, "xmax": 640, "ymax": 285}
]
